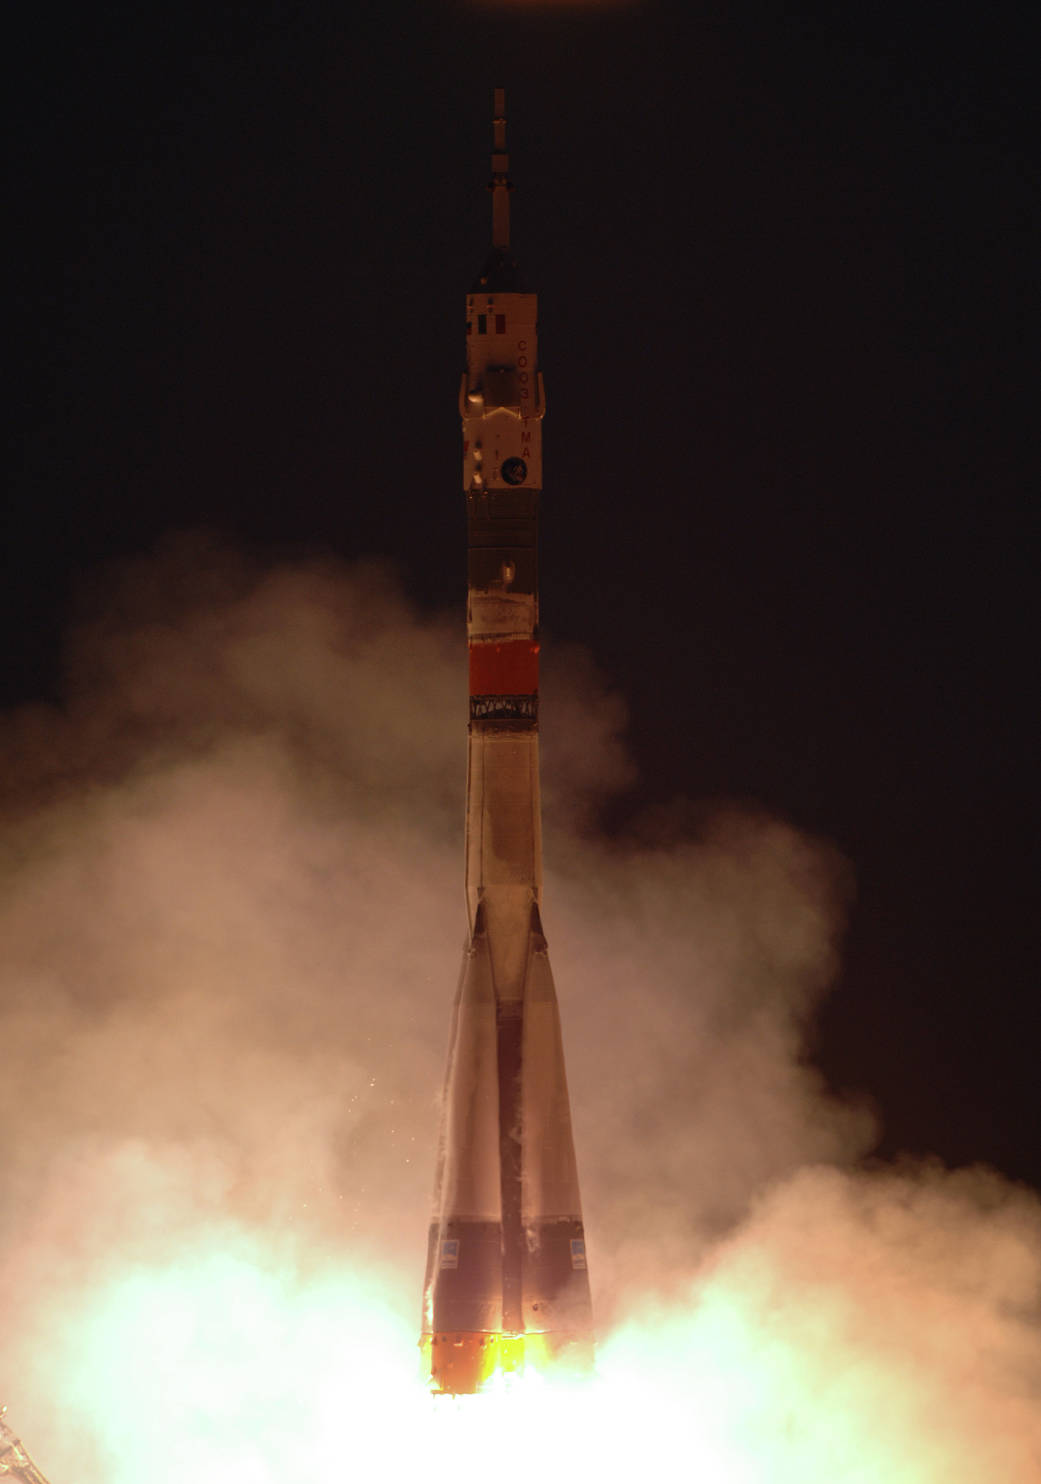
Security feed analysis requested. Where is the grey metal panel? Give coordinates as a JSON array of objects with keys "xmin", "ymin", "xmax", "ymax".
[
  {"xmin": 425, "ymin": 1219, "xmax": 505, "ymax": 1335},
  {"xmin": 521, "ymin": 1216, "xmax": 594, "ymax": 1334},
  {"xmin": 467, "ymin": 488, "xmax": 539, "ymax": 522},
  {"xmin": 467, "ymin": 547, "xmax": 537, "ymax": 595}
]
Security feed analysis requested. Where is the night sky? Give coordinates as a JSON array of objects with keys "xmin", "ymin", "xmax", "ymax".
[{"xmin": 10, "ymin": 4, "xmax": 1037, "ymax": 1188}]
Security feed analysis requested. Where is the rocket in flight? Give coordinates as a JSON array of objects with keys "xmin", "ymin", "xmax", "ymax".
[
  {"xmin": 421, "ymin": 90, "xmax": 594, "ymax": 1395},
  {"xmin": 0, "ymin": 1408, "xmax": 52, "ymax": 1484}
]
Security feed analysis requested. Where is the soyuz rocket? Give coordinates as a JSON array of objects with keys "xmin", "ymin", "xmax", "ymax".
[{"xmin": 421, "ymin": 91, "xmax": 594, "ymax": 1394}]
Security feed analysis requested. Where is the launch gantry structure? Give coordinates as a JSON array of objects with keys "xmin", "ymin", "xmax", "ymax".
[{"xmin": 0, "ymin": 1410, "xmax": 52, "ymax": 1484}]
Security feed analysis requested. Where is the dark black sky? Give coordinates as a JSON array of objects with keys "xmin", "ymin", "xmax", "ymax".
[{"xmin": 9, "ymin": 3, "xmax": 1038, "ymax": 1185}]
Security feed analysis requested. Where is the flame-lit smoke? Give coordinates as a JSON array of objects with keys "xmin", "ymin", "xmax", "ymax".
[{"xmin": 1, "ymin": 535, "xmax": 1039, "ymax": 1481}]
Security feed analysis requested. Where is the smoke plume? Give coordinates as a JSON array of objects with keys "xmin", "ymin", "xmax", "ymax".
[{"xmin": 1, "ymin": 535, "xmax": 1038, "ymax": 1481}]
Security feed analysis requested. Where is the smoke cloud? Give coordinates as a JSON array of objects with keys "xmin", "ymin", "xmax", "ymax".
[{"xmin": 1, "ymin": 535, "xmax": 1038, "ymax": 1481}]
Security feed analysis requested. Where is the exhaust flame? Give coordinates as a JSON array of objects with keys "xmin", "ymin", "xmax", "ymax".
[
  {"xmin": 2, "ymin": 539, "xmax": 1039, "ymax": 1482},
  {"xmin": 14, "ymin": 1174, "xmax": 1041, "ymax": 1483}
]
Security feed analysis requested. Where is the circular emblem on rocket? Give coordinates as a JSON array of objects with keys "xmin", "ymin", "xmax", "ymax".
[{"xmin": 501, "ymin": 456, "xmax": 528, "ymax": 486}]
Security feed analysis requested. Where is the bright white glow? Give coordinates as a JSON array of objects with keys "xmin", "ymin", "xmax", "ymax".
[
  {"xmin": 12, "ymin": 1189, "xmax": 1037, "ymax": 1484},
  {"xmin": 1, "ymin": 547, "xmax": 1038, "ymax": 1484}
]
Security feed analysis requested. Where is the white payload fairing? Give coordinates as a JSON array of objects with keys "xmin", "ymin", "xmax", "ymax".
[{"xmin": 420, "ymin": 90, "xmax": 594, "ymax": 1395}]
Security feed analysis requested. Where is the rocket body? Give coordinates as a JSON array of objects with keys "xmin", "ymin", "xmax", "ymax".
[{"xmin": 421, "ymin": 92, "xmax": 593, "ymax": 1394}]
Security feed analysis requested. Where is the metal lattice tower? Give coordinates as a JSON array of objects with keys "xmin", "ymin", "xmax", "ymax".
[{"xmin": 0, "ymin": 1410, "xmax": 52, "ymax": 1484}]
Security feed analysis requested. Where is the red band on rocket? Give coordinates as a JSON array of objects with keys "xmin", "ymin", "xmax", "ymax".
[{"xmin": 469, "ymin": 639, "xmax": 539, "ymax": 696}]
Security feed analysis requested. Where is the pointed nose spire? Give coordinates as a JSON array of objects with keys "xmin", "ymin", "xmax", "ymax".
[
  {"xmin": 490, "ymin": 87, "xmax": 511, "ymax": 250},
  {"xmin": 472, "ymin": 88, "xmax": 523, "ymax": 293}
]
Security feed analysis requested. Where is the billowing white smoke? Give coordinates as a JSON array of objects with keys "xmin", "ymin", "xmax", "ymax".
[{"xmin": 1, "ymin": 536, "xmax": 1038, "ymax": 1482}]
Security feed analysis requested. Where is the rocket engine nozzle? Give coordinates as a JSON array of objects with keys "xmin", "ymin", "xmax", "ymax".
[{"xmin": 422, "ymin": 1330, "xmax": 595, "ymax": 1397}]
